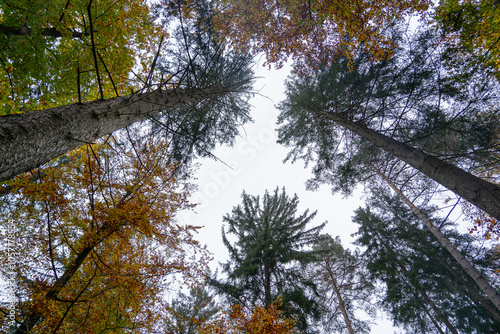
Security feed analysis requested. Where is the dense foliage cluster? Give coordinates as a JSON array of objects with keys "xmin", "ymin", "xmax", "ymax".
[{"xmin": 1, "ymin": 0, "xmax": 500, "ymax": 332}]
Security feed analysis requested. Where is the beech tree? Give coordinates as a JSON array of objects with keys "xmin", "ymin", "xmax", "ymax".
[
  {"xmin": 212, "ymin": 0, "xmax": 431, "ymax": 73},
  {"xmin": 199, "ymin": 299, "xmax": 298, "ymax": 334},
  {"xmin": 0, "ymin": 0, "xmax": 163, "ymax": 114},
  {"xmin": 210, "ymin": 187, "xmax": 325, "ymax": 332},
  {"xmin": 0, "ymin": 135, "xmax": 211, "ymax": 333},
  {"xmin": 276, "ymin": 28, "xmax": 500, "ymax": 219},
  {"xmin": 0, "ymin": 0, "xmax": 254, "ymax": 182},
  {"xmin": 435, "ymin": 0, "xmax": 500, "ymax": 80},
  {"xmin": 353, "ymin": 192, "xmax": 500, "ymax": 333}
]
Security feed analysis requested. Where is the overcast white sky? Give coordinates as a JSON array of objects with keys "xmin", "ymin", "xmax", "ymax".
[{"xmin": 176, "ymin": 59, "xmax": 399, "ymax": 333}]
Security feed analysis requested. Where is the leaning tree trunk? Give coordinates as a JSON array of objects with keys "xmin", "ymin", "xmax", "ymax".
[
  {"xmin": 321, "ymin": 112, "xmax": 500, "ymax": 221},
  {"xmin": 435, "ymin": 254, "xmax": 500, "ymax": 323},
  {"xmin": 0, "ymin": 87, "xmax": 226, "ymax": 182},
  {"xmin": 15, "ymin": 230, "xmax": 102, "ymax": 334},
  {"xmin": 372, "ymin": 165, "xmax": 500, "ymax": 314},
  {"xmin": 324, "ymin": 261, "xmax": 355, "ymax": 334},
  {"xmin": 369, "ymin": 223, "xmax": 459, "ymax": 334}
]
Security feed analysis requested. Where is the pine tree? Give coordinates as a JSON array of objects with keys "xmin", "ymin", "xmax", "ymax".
[{"xmin": 211, "ymin": 187, "xmax": 326, "ymax": 332}]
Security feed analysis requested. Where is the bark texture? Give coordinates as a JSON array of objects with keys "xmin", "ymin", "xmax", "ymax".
[
  {"xmin": 322, "ymin": 112, "xmax": 500, "ymax": 220},
  {"xmin": 0, "ymin": 87, "xmax": 224, "ymax": 182}
]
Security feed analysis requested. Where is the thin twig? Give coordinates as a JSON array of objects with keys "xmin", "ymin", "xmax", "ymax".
[
  {"xmin": 87, "ymin": 0, "xmax": 104, "ymax": 99},
  {"xmin": 97, "ymin": 51, "xmax": 119, "ymax": 96}
]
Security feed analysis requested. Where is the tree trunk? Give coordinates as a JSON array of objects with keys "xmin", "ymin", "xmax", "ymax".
[
  {"xmin": 264, "ymin": 263, "xmax": 272, "ymax": 307},
  {"xmin": 373, "ymin": 166, "xmax": 500, "ymax": 314},
  {"xmin": 0, "ymin": 24, "xmax": 85, "ymax": 38},
  {"xmin": 321, "ymin": 112, "xmax": 500, "ymax": 220},
  {"xmin": 422, "ymin": 306, "xmax": 446, "ymax": 334},
  {"xmin": 14, "ymin": 214, "xmax": 123, "ymax": 334},
  {"xmin": 324, "ymin": 261, "xmax": 355, "ymax": 334},
  {"xmin": 15, "ymin": 244, "xmax": 95, "ymax": 333},
  {"xmin": 369, "ymin": 224, "xmax": 458, "ymax": 334},
  {"xmin": 0, "ymin": 87, "xmax": 226, "ymax": 182},
  {"xmin": 435, "ymin": 254, "xmax": 500, "ymax": 323}
]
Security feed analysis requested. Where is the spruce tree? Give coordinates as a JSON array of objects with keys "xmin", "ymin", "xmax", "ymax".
[
  {"xmin": 353, "ymin": 192, "xmax": 500, "ymax": 333},
  {"xmin": 165, "ymin": 287, "xmax": 218, "ymax": 334},
  {"xmin": 211, "ymin": 187, "xmax": 326, "ymax": 332},
  {"xmin": 276, "ymin": 26, "xmax": 500, "ymax": 219},
  {"xmin": 310, "ymin": 235, "xmax": 376, "ymax": 334}
]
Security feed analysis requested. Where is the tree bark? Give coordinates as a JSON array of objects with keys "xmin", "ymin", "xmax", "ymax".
[
  {"xmin": 322, "ymin": 112, "xmax": 500, "ymax": 220},
  {"xmin": 373, "ymin": 166, "xmax": 500, "ymax": 314},
  {"xmin": 0, "ymin": 87, "xmax": 226, "ymax": 182},
  {"xmin": 324, "ymin": 261, "xmax": 355, "ymax": 334}
]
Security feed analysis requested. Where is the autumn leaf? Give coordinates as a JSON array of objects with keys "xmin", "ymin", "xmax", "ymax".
[
  {"xmin": 0, "ymin": 134, "xmax": 211, "ymax": 333},
  {"xmin": 211, "ymin": 0, "xmax": 432, "ymax": 74}
]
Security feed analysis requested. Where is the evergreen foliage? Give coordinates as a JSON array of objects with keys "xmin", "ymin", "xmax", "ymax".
[
  {"xmin": 277, "ymin": 26, "xmax": 500, "ymax": 197},
  {"xmin": 165, "ymin": 287, "xmax": 218, "ymax": 334},
  {"xmin": 151, "ymin": 0, "xmax": 255, "ymax": 169},
  {"xmin": 310, "ymin": 235, "xmax": 376, "ymax": 334},
  {"xmin": 353, "ymin": 191, "xmax": 500, "ymax": 333},
  {"xmin": 211, "ymin": 187, "xmax": 326, "ymax": 332}
]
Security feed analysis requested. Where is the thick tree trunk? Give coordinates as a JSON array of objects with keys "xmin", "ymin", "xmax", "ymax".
[
  {"xmin": 373, "ymin": 166, "xmax": 500, "ymax": 314},
  {"xmin": 0, "ymin": 87, "xmax": 225, "ymax": 182},
  {"xmin": 322, "ymin": 113, "xmax": 500, "ymax": 220}
]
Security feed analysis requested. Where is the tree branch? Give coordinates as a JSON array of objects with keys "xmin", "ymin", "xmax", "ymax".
[{"xmin": 0, "ymin": 24, "xmax": 85, "ymax": 38}]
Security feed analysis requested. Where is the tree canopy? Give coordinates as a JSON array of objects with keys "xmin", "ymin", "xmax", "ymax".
[
  {"xmin": 0, "ymin": 0, "xmax": 163, "ymax": 114},
  {"xmin": 276, "ymin": 26, "xmax": 500, "ymax": 219},
  {"xmin": 0, "ymin": 134, "xmax": 211, "ymax": 333},
  {"xmin": 213, "ymin": 0, "xmax": 431, "ymax": 73},
  {"xmin": 2, "ymin": 1, "xmax": 500, "ymax": 333},
  {"xmin": 435, "ymin": 0, "xmax": 500, "ymax": 80},
  {"xmin": 211, "ymin": 187, "xmax": 325, "ymax": 332},
  {"xmin": 0, "ymin": 0, "xmax": 255, "ymax": 182},
  {"xmin": 353, "ymin": 191, "xmax": 500, "ymax": 333}
]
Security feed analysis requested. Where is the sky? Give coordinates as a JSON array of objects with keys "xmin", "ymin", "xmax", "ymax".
[{"xmin": 176, "ymin": 58, "xmax": 400, "ymax": 333}]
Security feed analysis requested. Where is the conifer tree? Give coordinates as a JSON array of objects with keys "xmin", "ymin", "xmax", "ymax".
[
  {"xmin": 0, "ymin": 0, "xmax": 254, "ymax": 182},
  {"xmin": 277, "ymin": 27, "xmax": 500, "ymax": 219},
  {"xmin": 211, "ymin": 187, "xmax": 326, "ymax": 332},
  {"xmin": 310, "ymin": 235, "xmax": 376, "ymax": 334},
  {"xmin": 353, "ymin": 192, "xmax": 500, "ymax": 333},
  {"xmin": 165, "ymin": 287, "xmax": 218, "ymax": 334}
]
